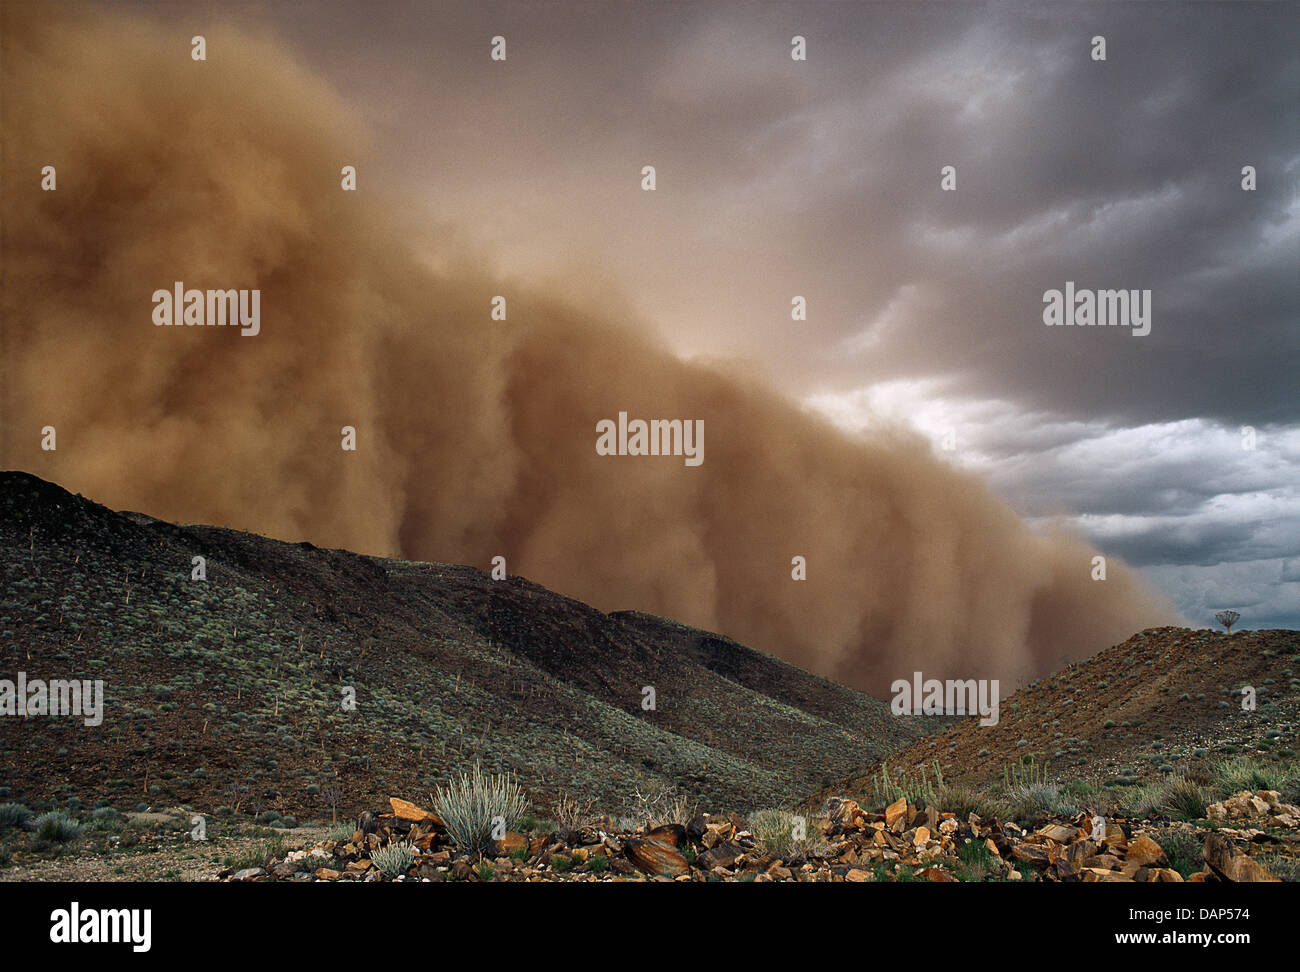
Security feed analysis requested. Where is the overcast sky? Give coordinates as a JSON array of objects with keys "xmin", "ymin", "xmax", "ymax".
[{"xmin": 131, "ymin": 0, "xmax": 1298, "ymax": 628}]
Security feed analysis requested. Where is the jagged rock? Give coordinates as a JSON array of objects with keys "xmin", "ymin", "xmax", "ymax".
[
  {"xmin": 647, "ymin": 824, "xmax": 686, "ymax": 847},
  {"xmin": 1037, "ymin": 823, "xmax": 1076, "ymax": 843},
  {"xmin": 1203, "ymin": 833, "xmax": 1280, "ymax": 882},
  {"xmin": 314, "ymin": 868, "xmax": 341, "ymax": 880},
  {"xmin": 357, "ymin": 810, "xmax": 381, "ymax": 835},
  {"xmin": 686, "ymin": 815, "xmax": 709, "ymax": 842},
  {"xmin": 884, "ymin": 798, "xmax": 908, "ymax": 830},
  {"xmin": 625, "ymin": 838, "xmax": 690, "ymax": 877},
  {"xmin": 827, "ymin": 797, "xmax": 867, "ymax": 834},
  {"xmin": 232, "ymin": 867, "xmax": 266, "ymax": 881},
  {"xmin": 697, "ymin": 841, "xmax": 744, "ymax": 871},
  {"xmin": 389, "ymin": 797, "xmax": 443, "ymax": 829},
  {"xmin": 844, "ymin": 867, "xmax": 871, "ymax": 882},
  {"xmin": 1124, "ymin": 835, "xmax": 1168, "ymax": 867}
]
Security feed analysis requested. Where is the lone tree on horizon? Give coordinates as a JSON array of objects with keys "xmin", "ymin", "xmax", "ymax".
[{"xmin": 1215, "ymin": 610, "xmax": 1241, "ymax": 634}]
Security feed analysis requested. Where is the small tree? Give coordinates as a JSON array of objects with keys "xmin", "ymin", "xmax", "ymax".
[
  {"xmin": 318, "ymin": 786, "xmax": 342, "ymax": 826},
  {"xmin": 1215, "ymin": 610, "xmax": 1240, "ymax": 634}
]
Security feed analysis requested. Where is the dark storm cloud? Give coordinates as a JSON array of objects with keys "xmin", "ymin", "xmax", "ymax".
[{"xmin": 157, "ymin": 1, "xmax": 1295, "ymax": 427}]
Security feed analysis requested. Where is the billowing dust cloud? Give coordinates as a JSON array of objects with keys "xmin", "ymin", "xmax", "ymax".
[{"xmin": 1, "ymin": 6, "xmax": 1177, "ymax": 695}]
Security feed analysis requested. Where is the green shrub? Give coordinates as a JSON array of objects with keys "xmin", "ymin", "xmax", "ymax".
[
  {"xmin": 1161, "ymin": 777, "xmax": 1207, "ymax": 820},
  {"xmin": 1002, "ymin": 782, "xmax": 1077, "ymax": 823},
  {"xmin": 1210, "ymin": 757, "xmax": 1292, "ymax": 797},
  {"xmin": 934, "ymin": 783, "xmax": 1003, "ymax": 822},
  {"xmin": 0, "ymin": 802, "xmax": 32, "ymax": 831},
  {"xmin": 748, "ymin": 808, "xmax": 823, "ymax": 859},
  {"xmin": 370, "ymin": 842, "xmax": 415, "ymax": 878},
  {"xmin": 956, "ymin": 837, "xmax": 996, "ymax": 881},
  {"xmin": 432, "ymin": 762, "xmax": 527, "ymax": 857},
  {"xmin": 1159, "ymin": 828, "xmax": 1204, "ymax": 878},
  {"xmin": 33, "ymin": 811, "xmax": 81, "ymax": 844}
]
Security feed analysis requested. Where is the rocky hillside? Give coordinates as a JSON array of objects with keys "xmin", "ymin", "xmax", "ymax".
[
  {"xmin": 0, "ymin": 471, "xmax": 930, "ymax": 820},
  {"xmin": 817, "ymin": 626, "xmax": 1299, "ymax": 807}
]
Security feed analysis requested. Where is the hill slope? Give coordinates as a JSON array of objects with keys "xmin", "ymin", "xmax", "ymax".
[
  {"xmin": 0, "ymin": 471, "xmax": 929, "ymax": 819},
  {"xmin": 816, "ymin": 625, "xmax": 1300, "ymax": 806}
]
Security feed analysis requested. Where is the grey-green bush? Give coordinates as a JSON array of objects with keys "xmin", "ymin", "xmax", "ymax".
[
  {"xmin": 370, "ymin": 841, "xmax": 415, "ymax": 878},
  {"xmin": 0, "ymin": 802, "xmax": 32, "ymax": 831},
  {"xmin": 33, "ymin": 810, "xmax": 81, "ymax": 843},
  {"xmin": 433, "ymin": 763, "xmax": 528, "ymax": 857}
]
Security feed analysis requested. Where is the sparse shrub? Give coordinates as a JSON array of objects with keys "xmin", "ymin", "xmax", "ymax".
[
  {"xmin": 749, "ymin": 808, "xmax": 825, "ymax": 860},
  {"xmin": 89, "ymin": 807, "xmax": 123, "ymax": 831},
  {"xmin": 228, "ymin": 834, "xmax": 285, "ymax": 871},
  {"xmin": 370, "ymin": 841, "xmax": 415, "ymax": 878},
  {"xmin": 1160, "ymin": 827, "xmax": 1204, "ymax": 878},
  {"xmin": 551, "ymin": 793, "xmax": 592, "ymax": 831},
  {"xmin": 956, "ymin": 837, "xmax": 996, "ymax": 881},
  {"xmin": 624, "ymin": 785, "xmax": 696, "ymax": 829},
  {"xmin": 1210, "ymin": 757, "xmax": 1289, "ymax": 797},
  {"xmin": 33, "ymin": 810, "xmax": 81, "ymax": 844},
  {"xmin": 1116, "ymin": 783, "xmax": 1166, "ymax": 818},
  {"xmin": 549, "ymin": 853, "xmax": 573, "ymax": 872},
  {"xmin": 934, "ymin": 783, "xmax": 1002, "ymax": 822},
  {"xmin": 1258, "ymin": 853, "xmax": 1300, "ymax": 882},
  {"xmin": 432, "ymin": 762, "xmax": 527, "ymax": 857},
  {"xmin": 1161, "ymin": 777, "xmax": 1207, "ymax": 820},
  {"xmin": 0, "ymin": 802, "xmax": 32, "ymax": 831},
  {"xmin": 1002, "ymin": 782, "xmax": 1077, "ymax": 823}
]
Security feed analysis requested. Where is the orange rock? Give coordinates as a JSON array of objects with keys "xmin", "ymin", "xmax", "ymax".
[
  {"xmin": 1149, "ymin": 868, "xmax": 1185, "ymax": 882},
  {"xmin": 918, "ymin": 866, "xmax": 956, "ymax": 883},
  {"xmin": 1124, "ymin": 835, "xmax": 1168, "ymax": 867},
  {"xmin": 491, "ymin": 832, "xmax": 529, "ymax": 856},
  {"xmin": 885, "ymin": 798, "xmax": 908, "ymax": 830},
  {"xmin": 844, "ymin": 867, "xmax": 871, "ymax": 882},
  {"xmin": 625, "ymin": 838, "xmax": 690, "ymax": 878},
  {"xmin": 389, "ymin": 797, "xmax": 443, "ymax": 829}
]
